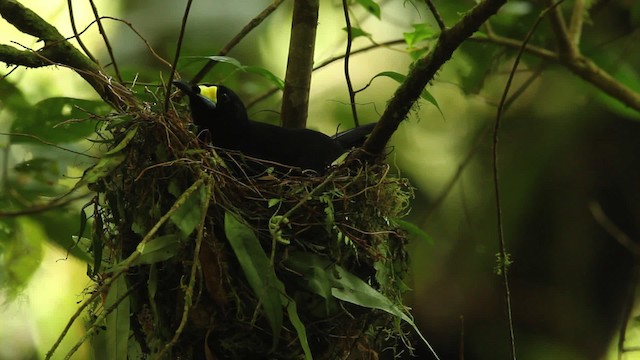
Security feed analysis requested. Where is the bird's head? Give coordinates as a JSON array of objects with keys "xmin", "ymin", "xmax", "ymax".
[{"xmin": 173, "ymin": 80, "xmax": 249, "ymax": 134}]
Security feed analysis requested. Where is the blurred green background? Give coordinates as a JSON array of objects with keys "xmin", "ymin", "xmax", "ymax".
[{"xmin": 2, "ymin": 0, "xmax": 640, "ymax": 359}]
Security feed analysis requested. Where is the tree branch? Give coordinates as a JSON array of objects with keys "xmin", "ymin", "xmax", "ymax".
[
  {"xmin": 280, "ymin": 0, "xmax": 319, "ymax": 128},
  {"xmin": 0, "ymin": 0, "xmax": 133, "ymax": 110},
  {"xmin": 363, "ymin": 0, "xmax": 508, "ymax": 154},
  {"xmin": 191, "ymin": 0, "xmax": 285, "ymax": 84}
]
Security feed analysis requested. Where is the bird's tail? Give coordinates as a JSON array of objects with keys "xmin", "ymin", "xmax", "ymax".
[{"xmin": 332, "ymin": 123, "xmax": 376, "ymax": 149}]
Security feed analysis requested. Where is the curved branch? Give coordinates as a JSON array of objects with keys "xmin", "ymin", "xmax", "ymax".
[
  {"xmin": 363, "ymin": 0, "xmax": 508, "ymax": 154},
  {"xmin": 0, "ymin": 0, "xmax": 133, "ymax": 110}
]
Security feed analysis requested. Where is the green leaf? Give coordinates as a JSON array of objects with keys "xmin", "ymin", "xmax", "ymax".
[
  {"xmin": 371, "ymin": 71, "xmax": 444, "ymax": 119},
  {"xmin": 202, "ymin": 56, "xmax": 284, "ymax": 90},
  {"xmin": 83, "ymin": 153, "xmax": 126, "ymax": 185},
  {"xmin": 0, "ymin": 80, "xmax": 29, "ymax": 115},
  {"xmin": 342, "ymin": 26, "xmax": 371, "ymax": 39},
  {"xmin": 403, "ymin": 23, "xmax": 437, "ymax": 48},
  {"xmin": 0, "ymin": 217, "xmax": 43, "ymax": 299},
  {"xmin": 285, "ymin": 252, "xmax": 334, "ymax": 302},
  {"xmin": 331, "ymin": 265, "xmax": 406, "ymax": 319},
  {"xmin": 284, "ymin": 298, "xmax": 313, "ymax": 360},
  {"xmin": 244, "ymin": 66, "xmax": 285, "ymax": 90},
  {"xmin": 391, "ymin": 219, "xmax": 434, "ymax": 245},
  {"xmin": 268, "ymin": 198, "xmax": 281, "ymax": 208},
  {"xmin": 104, "ymin": 126, "xmax": 138, "ymax": 155},
  {"xmin": 169, "ymin": 183, "xmax": 206, "ymax": 236},
  {"xmin": 105, "ymin": 276, "xmax": 130, "ymax": 360},
  {"xmin": 224, "ymin": 212, "xmax": 283, "ymax": 349},
  {"xmin": 135, "ymin": 235, "xmax": 181, "ymax": 264},
  {"xmin": 10, "ymin": 97, "xmax": 110, "ymax": 144},
  {"xmin": 330, "ymin": 265, "xmax": 438, "ymax": 356},
  {"xmin": 205, "ymin": 55, "xmax": 243, "ymax": 68},
  {"xmin": 354, "ymin": 0, "xmax": 381, "ymax": 19}
]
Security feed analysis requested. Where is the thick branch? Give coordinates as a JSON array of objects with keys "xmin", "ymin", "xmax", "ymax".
[
  {"xmin": 0, "ymin": 0, "xmax": 132, "ymax": 110},
  {"xmin": 280, "ymin": 0, "xmax": 319, "ymax": 129},
  {"xmin": 363, "ymin": 0, "xmax": 507, "ymax": 154}
]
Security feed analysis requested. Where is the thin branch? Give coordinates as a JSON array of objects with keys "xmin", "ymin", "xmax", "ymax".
[
  {"xmin": 363, "ymin": 0, "xmax": 508, "ymax": 155},
  {"xmin": 424, "ymin": 0, "xmax": 446, "ymax": 30},
  {"xmin": 62, "ymin": 281, "xmax": 141, "ymax": 360},
  {"xmin": 589, "ymin": 202, "xmax": 640, "ymax": 256},
  {"xmin": 342, "ymin": 0, "xmax": 359, "ymax": 127},
  {"xmin": 88, "ymin": 0, "xmax": 122, "ymax": 82},
  {"xmin": 156, "ymin": 180, "xmax": 212, "ymax": 359},
  {"xmin": 0, "ymin": 193, "xmax": 90, "ymax": 218},
  {"xmin": 191, "ymin": 0, "xmax": 285, "ymax": 84},
  {"xmin": 164, "ymin": 0, "xmax": 193, "ymax": 113},
  {"xmin": 545, "ymin": 0, "xmax": 576, "ymax": 59},
  {"xmin": 244, "ymin": 39, "xmax": 406, "ymax": 109},
  {"xmin": 0, "ymin": 0, "xmax": 132, "ymax": 109},
  {"xmin": 45, "ymin": 177, "xmax": 206, "ymax": 359},
  {"xmin": 66, "ymin": 0, "xmax": 97, "ymax": 63},
  {"xmin": 470, "ymin": 33, "xmax": 557, "ymax": 61},
  {"xmin": 492, "ymin": 4, "xmax": 562, "ymax": 359},
  {"xmin": 0, "ymin": 131, "xmax": 100, "ymax": 158},
  {"xmin": 568, "ymin": 0, "xmax": 586, "ymax": 46},
  {"xmin": 472, "ymin": 32, "xmax": 640, "ymax": 112}
]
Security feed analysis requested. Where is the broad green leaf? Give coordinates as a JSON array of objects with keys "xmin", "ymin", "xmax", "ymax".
[
  {"xmin": 0, "ymin": 80, "xmax": 29, "ymax": 114},
  {"xmin": 84, "ymin": 153, "xmax": 126, "ymax": 184},
  {"xmin": 403, "ymin": 23, "xmax": 437, "ymax": 48},
  {"xmin": 354, "ymin": 0, "xmax": 381, "ymax": 19},
  {"xmin": 10, "ymin": 97, "xmax": 110, "ymax": 144},
  {"xmin": 331, "ymin": 265, "xmax": 406, "ymax": 320},
  {"xmin": 202, "ymin": 56, "xmax": 284, "ymax": 90},
  {"xmin": 391, "ymin": 219, "xmax": 434, "ymax": 245},
  {"xmin": 205, "ymin": 55, "xmax": 243, "ymax": 68},
  {"xmin": 0, "ymin": 217, "xmax": 43, "ymax": 299},
  {"xmin": 135, "ymin": 235, "xmax": 181, "ymax": 264},
  {"xmin": 284, "ymin": 298, "xmax": 312, "ymax": 360},
  {"xmin": 224, "ymin": 212, "xmax": 283, "ymax": 349},
  {"xmin": 285, "ymin": 252, "xmax": 333, "ymax": 301},
  {"xmin": 371, "ymin": 71, "xmax": 444, "ymax": 119},
  {"xmin": 244, "ymin": 66, "xmax": 285, "ymax": 90},
  {"xmin": 104, "ymin": 126, "xmax": 138, "ymax": 155},
  {"xmin": 330, "ymin": 265, "xmax": 438, "ymax": 355},
  {"xmin": 170, "ymin": 182, "xmax": 206, "ymax": 236},
  {"xmin": 342, "ymin": 27, "xmax": 371, "ymax": 39},
  {"xmin": 105, "ymin": 276, "xmax": 130, "ymax": 360}
]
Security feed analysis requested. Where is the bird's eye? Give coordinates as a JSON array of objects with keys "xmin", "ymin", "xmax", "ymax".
[{"xmin": 219, "ymin": 92, "xmax": 230, "ymax": 103}]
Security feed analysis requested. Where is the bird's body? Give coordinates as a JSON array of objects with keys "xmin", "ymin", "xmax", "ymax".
[{"xmin": 173, "ymin": 81, "xmax": 374, "ymax": 173}]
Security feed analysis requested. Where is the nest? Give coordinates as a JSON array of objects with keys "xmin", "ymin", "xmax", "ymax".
[{"xmin": 88, "ymin": 97, "xmax": 416, "ymax": 359}]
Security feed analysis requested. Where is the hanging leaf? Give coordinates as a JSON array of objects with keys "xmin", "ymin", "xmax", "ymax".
[
  {"xmin": 135, "ymin": 234, "xmax": 181, "ymax": 264},
  {"xmin": 391, "ymin": 218, "xmax": 434, "ymax": 245},
  {"xmin": 371, "ymin": 71, "xmax": 444, "ymax": 119},
  {"xmin": 244, "ymin": 66, "xmax": 285, "ymax": 90},
  {"xmin": 104, "ymin": 276, "xmax": 130, "ymax": 360},
  {"xmin": 354, "ymin": 0, "xmax": 381, "ymax": 19},
  {"xmin": 342, "ymin": 26, "xmax": 371, "ymax": 39},
  {"xmin": 169, "ymin": 183, "xmax": 206, "ymax": 236},
  {"xmin": 224, "ymin": 212, "xmax": 283, "ymax": 350}
]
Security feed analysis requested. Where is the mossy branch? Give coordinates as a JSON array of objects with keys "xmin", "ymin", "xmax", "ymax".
[
  {"xmin": 0, "ymin": 0, "xmax": 133, "ymax": 110},
  {"xmin": 363, "ymin": 0, "xmax": 507, "ymax": 154}
]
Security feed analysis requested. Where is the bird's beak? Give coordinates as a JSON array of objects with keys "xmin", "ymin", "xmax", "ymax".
[{"xmin": 173, "ymin": 80, "xmax": 217, "ymax": 110}]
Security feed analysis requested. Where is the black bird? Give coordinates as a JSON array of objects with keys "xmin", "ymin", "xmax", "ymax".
[{"xmin": 173, "ymin": 80, "xmax": 374, "ymax": 173}]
